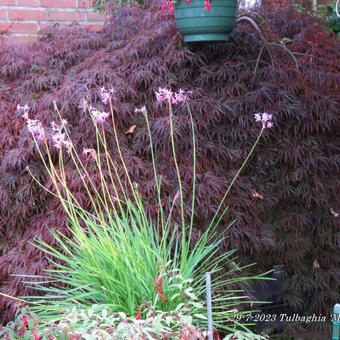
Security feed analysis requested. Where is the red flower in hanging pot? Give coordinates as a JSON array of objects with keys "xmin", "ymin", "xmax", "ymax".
[
  {"xmin": 161, "ymin": 0, "xmax": 175, "ymax": 13},
  {"xmin": 161, "ymin": 0, "xmax": 210, "ymax": 12}
]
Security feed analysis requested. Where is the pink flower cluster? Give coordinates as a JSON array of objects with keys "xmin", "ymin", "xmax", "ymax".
[
  {"xmin": 135, "ymin": 106, "xmax": 147, "ymax": 118},
  {"xmin": 50, "ymin": 121, "xmax": 72, "ymax": 152},
  {"xmin": 17, "ymin": 104, "xmax": 30, "ymax": 119},
  {"xmin": 17, "ymin": 104, "xmax": 44, "ymax": 140},
  {"xmin": 89, "ymin": 106, "xmax": 110, "ymax": 124},
  {"xmin": 18, "ymin": 104, "xmax": 73, "ymax": 152},
  {"xmin": 100, "ymin": 87, "xmax": 116, "ymax": 105},
  {"xmin": 155, "ymin": 88, "xmax": 189, "ymax": 104},
  {"xmin": 82, "ymin": 148, "xmax": 97, "ymax": 161},
  {"xmin": 26, "ymin": 119, "xmax": 45, "ymax": 141},
  {"xmin": 254, "ymin": 112, "xmax": 274, "ymax": 129}
]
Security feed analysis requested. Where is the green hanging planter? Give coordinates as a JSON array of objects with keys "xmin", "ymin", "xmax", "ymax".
[{"xmin": 174, "ymin": 0, "xmax": 238, "ymax": 42}]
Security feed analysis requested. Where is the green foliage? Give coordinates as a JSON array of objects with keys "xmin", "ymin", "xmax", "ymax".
[
  {"xmin": 1, "ymin": 275, "xmax": 208, "ymax": 339},
  {"xmin": 87, "ymin": 0, "xmax": 145, "ymax": 14},
  {"xmin": 0, "ymin": 301, "xmax": 270, "ymax": 339},
  {"xmin": 88, "ymin": 0, "xmax": 109, "ymax": 13},
  {"xmin": 294, "ymin": 0, "xmax": 340, "ymax": 36}
]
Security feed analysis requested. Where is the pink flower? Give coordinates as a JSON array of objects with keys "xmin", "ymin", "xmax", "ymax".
[
  {"xmin": 135, "ymin": 106, "xmax": 147, "ymax": 117},
  {"xmin": 262, "ymin": 112, "xmax": 272, "ymax": 122},
  {"xmin": 100, "ymin": 87, "xmax": 116, "ymax": 105},
  {"xmin": 51, "ymin": 131, "xmax": 66, "ymax": 149},
  {"xmin": 26, "ymin": 119, "xmax": 45, "ymax": 141},
  {"xmin": 51, "ymin": 121, "xmax": 58, "ymax": 132},
  {"xmin": 61, "ymin": 119, "xmax": 68, "ymax": 127},
  {"xmin": 90, "ymin": 106, "xmax": 110, "ymax": 124},
  {"xmin": 82, "ymin": 148, "xmax": 97, "ymax": 161},
  {"xmin": 155, "ymin": 87, "xmax": 174, "ymax": 102},
  {"xmin": 204, "ymin": 0, "xmax": 210, "ymax": 11},
  {"xmin": 21, "ymin": 105, "xmax": 72, "ymax": 144},
  {"xmin": 253, "ymin": 112, "xmax": 274, "ymax": 129},
  {"xmin": 172, "ymin": 89, "xmax": 188, "ymax": 104},
  {"xmin": 17, "ymin": 103, "xmax": 30, "ymax": 119},
  {"xmin": 254, "ymin": 113, "xmax": 262, "ymax": 122},
  {"xmin": 51, "ymin": 130, "xmax": 73, "ymax": 152},
  {"xmin": 155, "ymin": 88, "xmax": 190, "ymax": 104},
  {"xmin": 63, "ymin": 140, "xmax": 73, "ymax": 153}
]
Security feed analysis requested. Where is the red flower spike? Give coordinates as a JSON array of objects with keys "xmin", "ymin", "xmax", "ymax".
[
  {"xmin": 204, "ymin": 0, "xmax": 210, "ymax": 11},
  {"xmin": 136, "ymin": 307, "xmax": 141, "ymax": 320},
  {"xmin": 157, "ymin": 277, "xmax": 167, "ymax": 301},
  {"xmin": 32, "ymin": 323, "xmax": 38, "ymax": 340},
  {"xmin": 21, "ymin": 315, "xmax": 29, "ymax": 335}
]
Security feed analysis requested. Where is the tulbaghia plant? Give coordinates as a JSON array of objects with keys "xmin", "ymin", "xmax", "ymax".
[{"xmin": 6, "ymin": 87, "xmax": 273, "ymax": 338}]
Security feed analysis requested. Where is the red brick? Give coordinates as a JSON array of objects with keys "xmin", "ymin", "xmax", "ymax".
[
  {"xmin": 86, "ymin": 10, "xmax": 107, "ymax": 22},
  {"xmin": 17, "ymin": 0, "xmax": 40, "ymax": 5},
  {"xmin": 0, "ymin": 23, "xmax": 10, "ymax": 33},
  {"xmin": 39, "ymin": 23, "xmax": 51, "ymax": 31},
  {"xmin": 0, "ymin": 0, "xmax": 15, "ymax": 4},
  {"xmin": 41, "ymin": 0, "xmax": 77, "ymax": 8},
  {"xmin": 83, "ymin": 23, "xmax": 104, "ymax": 32},
  {"xmin": 0, "ymin": 22, "xmax": 39, "ymax": 34},
  {"xmin": 8, "ymin": 35, "xmax": 38, "ymax": 44},
  {"xmin": 0, "ymin": 9, "xmax": 6, "ymax": 20},
  {"xmin": 49, "ymin": 10, "xmax": 84, "ymax": 21},
  {"xmin": 9, "ymin": 9, "xmax": 46, "ymax": 21},
  {"xmin": 39, "ymin": 23, "xmax": 71, "ymax": 31}
]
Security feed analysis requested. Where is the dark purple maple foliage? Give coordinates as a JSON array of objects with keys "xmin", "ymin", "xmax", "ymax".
[{"xmin": 0, "ymin": 0, "xmax": 339, "ymax": 337}]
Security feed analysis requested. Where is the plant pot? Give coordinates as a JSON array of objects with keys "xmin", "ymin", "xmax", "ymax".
[{"xmin": 174, "ymin": 0, "xmax": 238, "ymax": 42}]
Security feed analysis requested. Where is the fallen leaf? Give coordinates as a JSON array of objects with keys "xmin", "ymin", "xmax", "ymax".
[
  {"xmin": 230, "ymin": 261, "xmax": 241, "ymax": 271},
  {"xmin": 125, "ymin": 125, "xmax": 136, "ymax": 134},
  {"xmin": 252, "ymin": 191, "xmax": 264, "ymax": 200}
]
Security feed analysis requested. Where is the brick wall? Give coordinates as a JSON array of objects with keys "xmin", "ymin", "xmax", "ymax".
[{"xmin": 0, "ymin": 0, "xmax": 107, "ymax": 44}]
